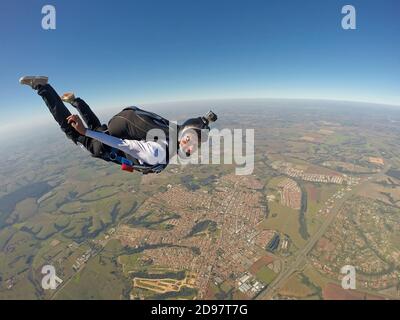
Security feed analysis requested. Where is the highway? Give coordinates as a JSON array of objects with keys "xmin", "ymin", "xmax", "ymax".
[{"xmin": 255, "ymin": 165, "xmax": 390, "ymax": 300}]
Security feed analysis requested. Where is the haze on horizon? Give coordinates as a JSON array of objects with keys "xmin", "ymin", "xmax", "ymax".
[{"xmin": 0, "ymin": 97, "xmax": 398, "ymax": 145}]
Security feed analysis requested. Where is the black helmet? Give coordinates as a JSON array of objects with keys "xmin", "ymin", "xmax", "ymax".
[{"xmin": 179, "ymin": 110, "xmax": 218, "ymax": 143}]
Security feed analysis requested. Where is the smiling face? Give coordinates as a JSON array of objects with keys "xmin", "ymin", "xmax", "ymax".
[{"xmin": 178, "ymin": 131, "xmax": 199, "ymax": 156}]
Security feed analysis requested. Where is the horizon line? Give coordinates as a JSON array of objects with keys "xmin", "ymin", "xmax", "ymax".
[
  {"xmin": 133, "ymin": 96, "xmax": 400, "ymax": 109},
  {"xmin": 1, "ymin": 95, "xmax": 400, "ymax": 140}
]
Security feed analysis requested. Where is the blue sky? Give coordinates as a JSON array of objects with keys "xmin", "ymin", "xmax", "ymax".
[{"xmin": 0, "ymin": 0, "xmax": 399, "ymax": 129}]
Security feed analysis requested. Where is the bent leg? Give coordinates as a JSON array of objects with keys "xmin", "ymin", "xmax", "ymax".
[
  {"xmin": 36, "ymin": 84, "xmax": 109, "ymax": 158},
  {"xmin": 71, "ymin": 98, "xmax": 102, "ymax": 130},
  {"xmin": 36, "ymin": 84, "xmax": 81, "ymax": 143}
]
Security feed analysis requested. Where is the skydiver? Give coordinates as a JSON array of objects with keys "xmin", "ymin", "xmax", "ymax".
[{"xmin": 19, "ymin": 76, "xmax": 217, "ymax": 174}]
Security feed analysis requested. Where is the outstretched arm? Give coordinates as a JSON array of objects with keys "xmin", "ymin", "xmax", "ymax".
[{"xmin": 67, "ymin": 114, "xmax": 166, "ymax": 165}]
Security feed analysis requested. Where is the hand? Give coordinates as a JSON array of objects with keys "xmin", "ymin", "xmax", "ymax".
[{"xmin": 67, "ymin": 114, "xmax": 87, "ymax": 135}]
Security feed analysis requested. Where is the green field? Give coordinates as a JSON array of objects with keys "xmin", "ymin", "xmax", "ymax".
[
  {"xmin": 255, "ymin": 266, "xmax": 277, "ymax": 285},
  {"xmin": 54, "ymin": 241, "xmax": 130, "ymax": 300},
  {"xmin": 262, "ymin": 201, "xmax": 305, "ymax": 249}
]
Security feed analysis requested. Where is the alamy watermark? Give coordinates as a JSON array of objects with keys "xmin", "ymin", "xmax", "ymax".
[
  {"xmin": 41, "ymin": 5, "xmax": 56, "ymax": 30},
  {"xmin": 146, "ymin": 123, "xmax": 255, "ymax": 175},
  {"xmin": 342, "ymin": 5, "xmax": 356, "ymax": 30},
  {"xmin": 41, "ymin": 265, "xmax": 63, "ymax": 290},
  {"xmin": 341, "ymin": 265, "xmax": 356, "ymax": 290},
  {"xmin": 41, "ymin": 4, "xmax": 356, "ymax": 31}
]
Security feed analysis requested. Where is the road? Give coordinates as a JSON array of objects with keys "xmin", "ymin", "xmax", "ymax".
[{"xmin": 256, "ymin": 165, "xmax": 390, "ymax": 300}]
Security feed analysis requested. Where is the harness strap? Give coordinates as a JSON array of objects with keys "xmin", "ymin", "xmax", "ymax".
[
  {"xmin": 107, "ymin": 148, "xmax": 166, "ymax": 174},
  {"xmin": 108, "ymin": 148, "xmax": 133, "ymax": 166}
]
